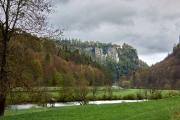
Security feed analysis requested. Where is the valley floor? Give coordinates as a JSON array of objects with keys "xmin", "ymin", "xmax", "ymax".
[{"xmin": 2, "ymin": 97, "xmax": 180, "ymax": 120}]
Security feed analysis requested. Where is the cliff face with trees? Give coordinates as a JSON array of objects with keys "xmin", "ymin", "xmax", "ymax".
[
  {"xmin": 57, "ymin": 39, "xmax": 148, "ymax": 82},
  {"xmin": 119, "ymin": 43, "xmax": 180, "ymax": 90}
]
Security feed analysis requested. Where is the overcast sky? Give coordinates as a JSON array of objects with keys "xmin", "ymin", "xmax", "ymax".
[{"xmin": 50, "ymin": 0, "xmax": 180, "ymax": 65}]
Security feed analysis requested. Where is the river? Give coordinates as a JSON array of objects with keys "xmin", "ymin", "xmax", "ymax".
[{"xmin": 6, "ymin": 100, "xmax": 147, "ymax": 110}]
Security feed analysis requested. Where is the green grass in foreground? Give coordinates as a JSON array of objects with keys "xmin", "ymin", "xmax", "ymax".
[{"xmin": 2, "ymin": 97, "xmax": 180, "ymax": 120}]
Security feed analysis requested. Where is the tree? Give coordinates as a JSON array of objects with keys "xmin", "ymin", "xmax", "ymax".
[
  {"xmin": 0, "ymin": 0, "xmax": 61, "ymax": 116},
  {"xmin": 59, "ymin": 72, "xmax": 76, "ymax": 102},
  {"xmin": 53, "ymin": 71, "xmax": 62, "ymax": 86},
  {"xmin": 7, "ymin": 40, "xmax": 47, "ymax": 105},
  {"xmin": 122, "ymin": 81, "xmax": 131, "ymax": 89},
  {"xmin": 75, "ymin": 67, "xmax": 89, "ymax": 105}
]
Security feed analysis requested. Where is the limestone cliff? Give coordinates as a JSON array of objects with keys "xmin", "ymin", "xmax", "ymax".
[{"xmin": 58, "ymin": 39, "xmax": 148, "ymax": 81}]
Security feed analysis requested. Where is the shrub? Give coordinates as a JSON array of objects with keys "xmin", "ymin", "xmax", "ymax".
[
  {"xmin": 164, "ymin": 90, "xmax": 179, "ymax": 98},
  {"xmin": 88, "ymin": 96, "xmax": 98, "ymax": 101},
  {"xmin": 148, "ymin": 91, "xmax": 162, "ymax": 100},
  {"xmin": 99, "ymin": 94, "xmax": 108, "ymax": 100},
  {"xmin": 136, "ymin": 90, "xmax": 144, "ymax": 100},
  {"xmin": 112, "ymin": 95, "xmax": 118, "ymax": 100},
  {"xmin": 123, "ymin": 94, "xmax": 136, "ymax": 100}
]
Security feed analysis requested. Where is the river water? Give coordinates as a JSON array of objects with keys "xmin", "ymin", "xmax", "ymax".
[{"xmin": 6, "ymin": 100, "xmax": 147, "ymax": 110}]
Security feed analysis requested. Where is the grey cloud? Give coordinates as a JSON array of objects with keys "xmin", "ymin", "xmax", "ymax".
[
  {"xmin": 141, "ymin": 6, "xmax": 161, "ymax": 22},
  {"xmin": 50, "ymin": 0, "xmax": 180, "ymax": 65},
  {"xmin": 175, "ymin": 22, "xmax": 180, "ymax": 30},
  {"xmin": 50, "ymin": 0, "xmax": 136, "ymax": 30},
  {"xmin": 163, "ymin": 13, "xmax": 180, "ymax": 21},
  {"xmin": 135, "ymin": 34, "xmax": 174, "ymax": 54},
  {"xmin": 53, "ymin": 0, "xmax": 69, "ymax": 4},
  {"xmin": 114, "ymin": 28, "xmax": 175, "ymax": 55}
]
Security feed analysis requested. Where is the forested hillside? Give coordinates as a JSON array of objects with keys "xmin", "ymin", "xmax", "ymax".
[
  {"xmin": 119, "ymin": 43, "xmax": 180, "ymax": 90},
  {"xmin": 3, "ymin": 33, "xmax": 148, "ymax": 89},
  {"xmin": 4, "ymin": 34, "xmax": 114, "ymax": 89},
  {"xmin": 57, "ymin": 38, "xmax": 148, "ymax": 81}
]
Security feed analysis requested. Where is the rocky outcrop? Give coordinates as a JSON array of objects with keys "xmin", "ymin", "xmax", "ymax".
[{"xmin": 58, "ymin": 39, "xmax": 148, "ymax": 81}]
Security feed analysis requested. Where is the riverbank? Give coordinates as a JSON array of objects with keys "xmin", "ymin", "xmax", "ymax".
[{"xmin": 2, "ymin": 97, "xmax": 180, "ymax": 120}]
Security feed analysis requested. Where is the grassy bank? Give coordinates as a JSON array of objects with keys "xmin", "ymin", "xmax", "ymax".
[{"xmin": 2, "ymin": 97, "xmax": 180, "ymax": 120}]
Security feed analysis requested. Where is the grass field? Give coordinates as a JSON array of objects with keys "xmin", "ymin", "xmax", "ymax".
[{"xmin": 2, "ymin": 97, "xmax": 180, "ymax": 120}]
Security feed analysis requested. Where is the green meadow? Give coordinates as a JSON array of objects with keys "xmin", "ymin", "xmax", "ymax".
[{"xmin": 2, "ymin": 97, "xmax": 180, "ymax": 120}]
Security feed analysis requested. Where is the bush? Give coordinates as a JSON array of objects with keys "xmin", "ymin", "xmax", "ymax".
[
  {"xmin": 99, "ymin": 94, "xmax": 108, "ymax": 100},
  {"xmin": 136, "ymin": 90, "xmax": 144, "ymax": 100},
  {"xmin": 88, "ymin": 96, "xmax": 98, "ymax": 101},
  {"xmin": 123, "ymin": 94, "xmax": 136, "ymax": 100},
  {"xmin": 112, "ymin": 95, "xmax": 118, "ymax": 100},
  {"xmin": 148, "ymin": 91, "xmax": 162, "ymax": 100},
  {"xmin": 164, "ymin": 90, "xmax": 179, "ymax": 98},
  {"xmin": 58, "ymin": 94, "xmax": 75, "ymax": 102}
]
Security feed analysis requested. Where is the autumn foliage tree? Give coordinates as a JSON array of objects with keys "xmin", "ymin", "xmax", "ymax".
[{"xmin": 0, "ymin": 0, "xmax": 61, "ymax": 116}]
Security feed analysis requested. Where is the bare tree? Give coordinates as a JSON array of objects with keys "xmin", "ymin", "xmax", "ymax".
[{"xmin": 0, "ymin": 0, "xmax": 61, "ymax": 116}]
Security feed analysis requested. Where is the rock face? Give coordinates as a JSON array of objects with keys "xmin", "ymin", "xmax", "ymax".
[
  {"xmin": 107, "ymin": 47, "xmax": 119, "ymax": 63},
  {"xmin": 58, "ymin": 39, "xmax": 148, "ymax": 81},
  {"xmin": 83, "ymin": 46, "xmax": 119, "ymax": 63}
]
